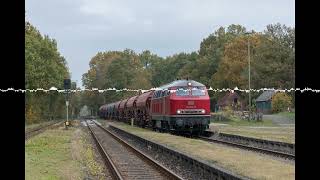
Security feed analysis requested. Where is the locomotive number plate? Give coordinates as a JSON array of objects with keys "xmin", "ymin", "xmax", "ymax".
[{"xmin": 188, "ymin": 101, "xmax": 194, "ymax": 105}]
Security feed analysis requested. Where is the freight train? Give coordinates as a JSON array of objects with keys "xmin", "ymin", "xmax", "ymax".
[{"xmin": 98, "ymin": 79, "xmax": 211, "ymax": 135}]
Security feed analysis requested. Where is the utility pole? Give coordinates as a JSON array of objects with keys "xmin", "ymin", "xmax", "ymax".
[
  {"xmin": 245, "ymin": 32, "xmax": 252, "ymax": 119},
  {"xmin": 248, "ymin": 37, "xmax": 251, "ymax": 113}
]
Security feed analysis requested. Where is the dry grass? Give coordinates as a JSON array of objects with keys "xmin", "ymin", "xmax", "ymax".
[
  {"xmin": 110, "ymin": 122, "xmax": 295, "ymax": 180},
  {"xmin": 210, "ymin": 123, "xmax": 295, "ymax": 143}
]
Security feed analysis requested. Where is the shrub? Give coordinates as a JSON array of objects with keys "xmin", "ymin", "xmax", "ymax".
[
  {"xmin": 26, "ymin": 104, "xmax": 40, "ymax": 124},
  {"xmin": 271, "ymin": 93, "xmax": 292, "ymax": 113},
  {"xmin": 222, "ymin": 105, "xmax": 233, "ymax": 118}
]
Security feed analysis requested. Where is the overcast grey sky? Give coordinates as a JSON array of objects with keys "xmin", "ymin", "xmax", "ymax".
[{"xmin": 25, "ymin": 0, "xmax": 295, "ymax": 87}]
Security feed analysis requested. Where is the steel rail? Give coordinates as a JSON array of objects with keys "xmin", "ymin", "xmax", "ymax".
[
  {"xmin": 85, "ymin": 120, "xmax": 124, "ymax": 180},
  {"xmin": 91, "ymin": 120, "xmax": 183, "ymax": 180},
  {"xmin": 198, "ymin": 136, "xmax": 295, "ymax": 160},
  {"xmin": 109, "ymin": 124, "xmax": 249, "ymax": 180}
]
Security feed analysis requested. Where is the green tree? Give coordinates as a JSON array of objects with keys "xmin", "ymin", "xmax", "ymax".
[
  {"xmin": 81, "ymin": 49, "xmax": 152, "ymax": 112},
  {"xmin": 211, "ymin": 34, "xmax": 262, "ymax": 89},
  {"xmin": 252, "ymin": 23, "xmax": 295, "ymax": 89},
  {"xmin": 80, "ymin": 23, "xmax": 295, "ymax": 113},
  {"xmin": 25, "ymin": 21, "xmax": 69, "ymax": 124},
  {"xmin": 193, "ymin": 24, "xmax": 247, "ymax": 86},
  {"xmin": 271, "ymin": 93, "xmax": 292, "ymax": 113}
]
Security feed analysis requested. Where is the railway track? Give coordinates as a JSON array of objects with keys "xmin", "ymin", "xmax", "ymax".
[
  {"xmin": 102, "ymin": 121, "xmax": 294, "ymax": 160},
  {"xmin": 25, "ymin": 121, "xmax": 62, "ymax": 141},
  {"xmin": 108, "ymin": 124, "xmax": 248, "ymax": 180},
  {"xmin": 199, "ymin": 132, "xmax": 295, "ymax": 160},
  {"xmin": 85, "ymin": 120, "xmax": 183, "ymax": 180}
]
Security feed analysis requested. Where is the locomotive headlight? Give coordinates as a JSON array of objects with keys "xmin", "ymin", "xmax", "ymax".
[
  {"xmin": 177, "ymin": 110, "xmax": 181, "ymax": 114},
  {"xmin": 201, "ymin": 109, "xmax": 206, "ymax": 114}
]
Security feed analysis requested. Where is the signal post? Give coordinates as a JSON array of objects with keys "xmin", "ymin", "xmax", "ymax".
[{"xmin": 64, "ymin": 79, "xmax": 71, "ymax": 129}]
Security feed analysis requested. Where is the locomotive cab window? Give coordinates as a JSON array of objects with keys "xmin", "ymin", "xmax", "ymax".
[
  {"xmin": 153, "ymin": 91, "xmax": 158, "ymax": 98},
  {"xmin": 161, "ymin": 90, "xmax": 166, "ymax": 97},
  {"xmin": 191, "ymin": 87, "xmax": 206, "ymax": 96},
  {"xmin": 166, "ymin": 90, "xmax": 170, "ymax": 96},
  {"xmin": 155, "ymin": 91, "xmax": 161, "ymax": 98},
  {"xmin": 176, "ymin": 87, "xmax": 190, "ymax": 96}
]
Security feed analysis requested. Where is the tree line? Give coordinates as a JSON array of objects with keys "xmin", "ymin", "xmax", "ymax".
[
  {"xmin": 82, "ymin": 23, "xmax": 295, "ymax": 113},
  {"xmin": 25, "ymin": 21, "xmax": 71, "ymax": 124},
  {"xmin": 25, "ymin": 22, "xmax": 295, "ymax": 123}
]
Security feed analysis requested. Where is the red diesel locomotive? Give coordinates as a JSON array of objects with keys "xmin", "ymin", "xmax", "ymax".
[{"xmin": 98, "ymin": 79, "xmax": 211, "ymax": 134}]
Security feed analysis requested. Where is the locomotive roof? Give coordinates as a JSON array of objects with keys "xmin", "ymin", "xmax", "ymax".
[{"xmin": 158, "ymin": 80, "xmax": 206, "ymax": 90}]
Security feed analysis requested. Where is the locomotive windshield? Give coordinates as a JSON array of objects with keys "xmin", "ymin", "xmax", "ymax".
[
  {"xmin": 175, "ymin": 86, "xmax": 206, "ymax": 96},
  {"xmin": 176, "ymin": 87, "xmax": 189, "ymax": 96},
  {"xmin": 191, "ymin": 87, "xmax": 206, "ymax": 96}
]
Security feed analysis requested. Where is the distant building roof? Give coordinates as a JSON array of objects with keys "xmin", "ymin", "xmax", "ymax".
[{"xmin": 255, "ymin": 90, "xmax": 276, "ymax": 102}]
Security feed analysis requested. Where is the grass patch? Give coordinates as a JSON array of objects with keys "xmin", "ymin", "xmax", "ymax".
[
  {"xmin": 211, "ymin": 124, "xmax": 295, "ymax": 143},
  {"xmin": 209, "ymin": 112, "xmax": 295, "ymax": 143},
  {"xmin": 25, "ymin": 121, "xmax": 56, "ymax": 131},
  {"xmin": 25, "ymin": 121, "xmax": 105, "ymax": 180},
  {"xmin": 212, "ymin": 117, "xmax": 276, "ymax": 127},
  {"xmin": 25, "ymin": 127, "xmax": 82, "ymax": 180},
  {"xmin": 276, "ymin": 112, "xmax": 295, "ymax": 120},
  {"xmin": 110, "ymin": 122, "xmax": 295, "ymax": 180}
]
